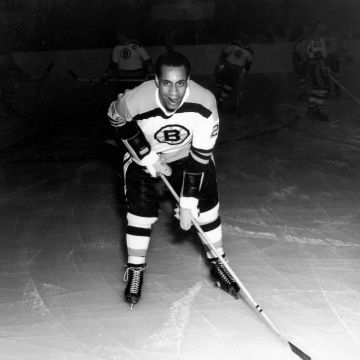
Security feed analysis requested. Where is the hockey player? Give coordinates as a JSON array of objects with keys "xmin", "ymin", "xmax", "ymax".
[
  {"xmin": 293, "ymin": 25, "xmax": 311, "ymax": 101},
  {"xmin": 215, "ymin": 36, "xmax": 253, "ymax": 110},
  {"xmin": 304, "ymin": 22, "xmax": 330, "ymax": 121},
  {"xmin": 105, "ymin": 32, "xmax": 152, "ymax": 79},
  {"xmin": 107, "ymin": 52, "xmax": 239, "ymax": 308}
]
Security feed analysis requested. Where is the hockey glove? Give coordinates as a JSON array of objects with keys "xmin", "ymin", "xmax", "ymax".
[
  {"xmin": 215, "ymin": 63, "xmax": 225, "ymax": 73},
  {"xmin": 140, "ymin": 151, "xmax": 172, "ymax": 178},
  {"xmin": 178, "ymin": 196, "xmax": 199, "ymax": 231}
]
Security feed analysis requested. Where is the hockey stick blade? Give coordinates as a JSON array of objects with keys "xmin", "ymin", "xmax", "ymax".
[{"xmin": 288, "ymin": 341, "xmax": 311, "ymax": 360}]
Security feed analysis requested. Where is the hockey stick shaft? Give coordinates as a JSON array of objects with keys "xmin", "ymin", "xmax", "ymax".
[
  {"xmin": 160, "ymin": 173, "xmax": 311, "ymax": 360},
  {"xmin": 328, "ymin": 73, "xmax": 360, "ymax": 105}
]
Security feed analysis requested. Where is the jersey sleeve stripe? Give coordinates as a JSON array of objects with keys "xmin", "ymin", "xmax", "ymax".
[
  {"xmin": 189, "ymin": 151, "xmax": 210, "ymax": 165},
  {"xmin": 191, "ymin": 146, "xmax": 213, "ymax": 154},
  {"xmin": 190, "ymin": 148, "xmax": 212, "ymax": 161}
]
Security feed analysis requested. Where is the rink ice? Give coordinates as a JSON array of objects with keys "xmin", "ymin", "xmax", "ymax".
[{"xmin": 1, "ymin": 73, "xmax": 360, "ymax": 359}]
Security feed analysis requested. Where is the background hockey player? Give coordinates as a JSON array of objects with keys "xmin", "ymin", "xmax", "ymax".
[
  {"xmin": 293, "ymin": 24, "xmax": 311, "ymax": 101},
  {"xmin": 107, "ymin": 51, "xmax": 239, "ymax": 308},
  {"xmin": 105, "ymin": 32, "xmax": 152, "ymax": 80},
  {"xmin": 304, "ymin": 22, "xmax": 330, "ymax": 121},
  {"xmin": 215, "ymin": 35, "xmax": 253, "ymax": 111},
  {"xmin": 102, "ymin": 31, "xmax": 153, "ymax": 164}
]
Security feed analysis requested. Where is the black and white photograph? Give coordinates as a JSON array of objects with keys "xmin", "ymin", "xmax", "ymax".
[{"xmin": 1, "ymin": 1, "xmax": 360, "ymax": 359}]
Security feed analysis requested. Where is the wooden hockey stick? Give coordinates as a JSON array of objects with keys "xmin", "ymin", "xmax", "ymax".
[
  {"xmin": 160, "ymin": 173, "xmax": 311, "ymax": 360},
  {"xmin": 328, "ymin": 73, "xmax": 360, "ymax": 105}
]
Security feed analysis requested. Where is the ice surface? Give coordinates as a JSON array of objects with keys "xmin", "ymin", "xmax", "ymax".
[{"xmin": 1, "ymin": 73, "xmax": 360, "ymax": 359}]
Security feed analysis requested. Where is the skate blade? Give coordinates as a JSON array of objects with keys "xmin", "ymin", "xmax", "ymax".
[
  {"xmin": 129, "ymin": 300, "xmax": 138, "ymax": 310},
  {"xmin": 126, "ymin": 295, "xmax": 139, "ymax": 310}
]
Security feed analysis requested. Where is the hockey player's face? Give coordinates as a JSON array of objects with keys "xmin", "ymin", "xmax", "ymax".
[{"xmin": 156, "ymin": 65, "xmax": 189, "ymax": 111}]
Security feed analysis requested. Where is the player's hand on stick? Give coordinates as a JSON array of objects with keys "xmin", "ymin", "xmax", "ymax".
[
  {"xmin": 141, "ymin": 152, "xmax": 172, "ymax": 178},
  {"xmin": 175, "ymin": 197, "xmax": 199, "ymax": 231},
  {"xmin": 215, "ymin": 63, "xmax": 225, "ymax": 75},
  {"xmin": 322, "ymin": 66, "xmax": 330, "ymax": 76},
  {"xmin": 152, "ymin": 156, "xmax": 172, "ymax": 178}
]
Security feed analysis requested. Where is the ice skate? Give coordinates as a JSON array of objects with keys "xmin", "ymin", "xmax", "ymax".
[
  {"xmin": 315, "ymin": 110, "xmax": 329, "ymax": 121},
  {"xmin": 307, "ymin": 108, "xmax": 329, "ymax": 121},
  {"xmin": 209, "ymin": 258, "xmax": 240, "ymax": 298},
  {"xmin": 124, "ymin": 263, "xmax": 146, "ymax": 309},
  {"xmin": 306, "ymin": 107, "xmax": 316, "ymax": 118}
]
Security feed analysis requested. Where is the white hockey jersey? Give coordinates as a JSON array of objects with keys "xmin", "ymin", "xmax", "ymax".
[
  {"xmin": 114, "ymin": 80, "xmax": 219, "ymax": 164},
  {"xmin": 112, "ymin": 41, "xmax": 151, "ymax": 71},
  {"xmin": 306, "ymin": 37, "xmax": 327, "ymax": 60},
  {"xmin": 223, "ymin": 44, "xmax": 253, "ymax": 68}
]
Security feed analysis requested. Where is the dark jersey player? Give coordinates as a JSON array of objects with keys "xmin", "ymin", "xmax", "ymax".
[
  {"xmin": 215, "ymin": 38, "xmax": 253, "ymax": 110},
  {"xmin": 107, "ymin": 51, "xmax": 239, "ymax": 308}
]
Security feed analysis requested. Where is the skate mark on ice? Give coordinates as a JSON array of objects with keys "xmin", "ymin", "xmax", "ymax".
[
  {"xmin": 28, "ymin": 247, "xmax": 44, "ymax": 264},
  {"xmin": 147, "ymin": 281, "xmax": 203, "ymax": 352},
  {"xmin": 65, "ymin": 248, "xmax": 80, "ymax": 275},
  {"xmin": 223, "ymin": 223, "xmax": 277, "ymax": 240},
  {"xmin": 23, "ymin": 279, "xmax": 51, "ymax": 317},
  {"xmin": 312, "ymin": 267, "xmax": 360, "ymax": 350},
  {"xmin": 283, "ymin": 234, "xmax": 360, "ymax": 247},
  {"xmin": 269, "ymin": 185, "xmax": 298, "ymax": 199},
  {"xmin": 223, "ymin": 223, "xmax": 360, "ymax": 247}
]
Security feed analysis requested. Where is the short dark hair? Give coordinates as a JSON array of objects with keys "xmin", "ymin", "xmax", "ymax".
[{"xmin": 155, "ymin": 52, "xmax": 191, "ymax": 78}]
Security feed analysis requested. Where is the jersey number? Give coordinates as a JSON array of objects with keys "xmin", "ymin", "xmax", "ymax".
[{"xmin": 211, "ymin": 124, "xmax": 219, "ymax": 137}]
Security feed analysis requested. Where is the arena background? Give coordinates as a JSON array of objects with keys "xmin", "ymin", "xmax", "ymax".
[
  {"xmin": 1, "ymin": 0, "xmax": 360, "ymax": 51},
  {"xmin": 1, "ymin": 0, "xmax": 360, "ymax": 152}
]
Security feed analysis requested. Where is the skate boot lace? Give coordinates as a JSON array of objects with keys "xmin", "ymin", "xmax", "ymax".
[
  {"xmin": 123, "ymin": 265, "xmax": 145, "ymax": 294},
  {"xmin": 212, "ymin": 259, "xmax": 235, "ymax": 286}
]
